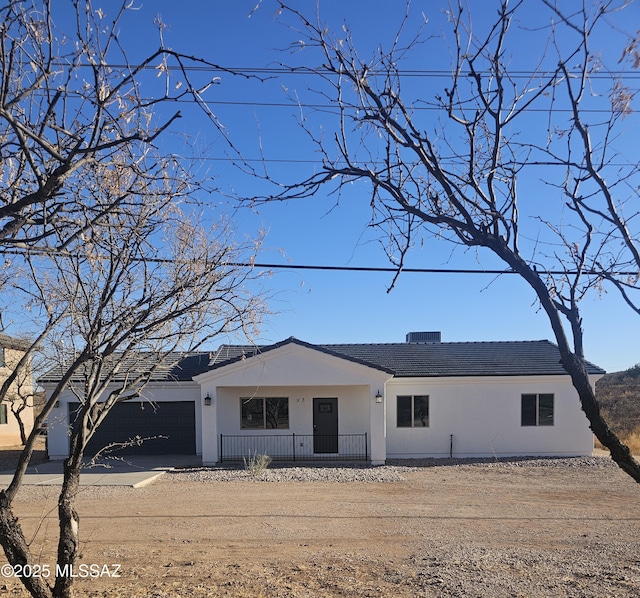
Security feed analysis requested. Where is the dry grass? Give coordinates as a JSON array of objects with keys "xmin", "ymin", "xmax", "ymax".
[{"xmin": 594, "ymin": 428, "xmax": 640, "ymax": 454}]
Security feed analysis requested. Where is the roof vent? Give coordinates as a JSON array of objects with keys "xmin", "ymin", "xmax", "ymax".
[{"xmin": 406, "ymin": 331, "xmax": 441, "ymax": 343}]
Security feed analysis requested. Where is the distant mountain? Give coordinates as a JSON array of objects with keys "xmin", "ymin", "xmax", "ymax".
[{"xmin": 595, "ymin": 365, "xmax": 640, "ymax": 435}]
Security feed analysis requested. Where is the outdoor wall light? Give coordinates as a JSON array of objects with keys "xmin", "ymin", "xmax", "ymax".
[
  {"xmin": 375, "ymin": 390, "xmax": 383, "ymax": 403},
  {"xmin": 204, "ymin": 394, "xmax": 212, "ymax": 406}
]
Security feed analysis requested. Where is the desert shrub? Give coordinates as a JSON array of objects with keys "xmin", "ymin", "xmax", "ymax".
[{"xmin": 243, "ymin": 452, "xmax": 272, "ymax": 477}]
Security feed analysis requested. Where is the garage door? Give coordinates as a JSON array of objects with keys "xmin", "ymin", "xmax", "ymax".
[{"xmin": 69, "ymin": 401, "xmax": 196, "ymax": 456}]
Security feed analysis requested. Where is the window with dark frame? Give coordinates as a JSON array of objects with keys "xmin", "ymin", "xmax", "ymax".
[
  {"xmin": 397, "ymin": 395, "xmax": 429, "ymax": 428},
  {"xmin": 0, "ymin": 403, "xmax": 7, "ymax": 425},
  {"xmin": 241, "ymin": 397, "xmax": 289, "ymax": 429},
  {"xmin": 521, "ymin": 393, "xmax": 554, "ymax": 426},
  {"xmin": 0, "ymin": 348, "xmax": 4, "ymax": 368}
]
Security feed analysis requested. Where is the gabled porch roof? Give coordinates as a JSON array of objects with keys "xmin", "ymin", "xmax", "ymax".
[
  {"xmin": 207, "ymin": 337, "xmax": 395, "ymax": 375},
  {"xmin": 193, "ymin": 337, "xmax": 394, "ymax": 388}
]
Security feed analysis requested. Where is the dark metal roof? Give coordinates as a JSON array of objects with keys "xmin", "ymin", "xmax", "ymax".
[
  {"xmin": 207, "ymin": 337, "xmax": 606, "ymax": 378},
  {"xmin": 38, "ymin": 352, "xmax": 211, "ymax": 384},
  {"xmin": 38, "ymin": 337, "xmax": 606, "ymax": 384}
]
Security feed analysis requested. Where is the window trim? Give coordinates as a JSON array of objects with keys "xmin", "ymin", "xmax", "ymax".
[
  {"xmin": 521, "ymin": 393, "xmax": 554, "ymax": 427},
  {"xmin": 396, "ymin": 395, "xmax": 429, "ymax": 428},
  {"xmin": 240, "ymin": 397, "xmax": 289, "ymax": 430},
  {"xmin": 0, "ymin": 403, "xmax": 7, "ymax": 425}
]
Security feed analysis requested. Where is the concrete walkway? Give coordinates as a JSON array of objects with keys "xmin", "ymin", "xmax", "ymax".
[{"xmin": 0, "ymin": 455, "xmax": 202, "ymax": 488}]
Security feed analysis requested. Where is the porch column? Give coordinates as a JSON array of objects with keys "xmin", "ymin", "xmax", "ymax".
[
  {"xmin": 369, "ymin": 387, "xmax": 386, "ymax": 465},
  {"xmin": 201, "ymin": 388, "xmax": 219, "ymax": 464}
]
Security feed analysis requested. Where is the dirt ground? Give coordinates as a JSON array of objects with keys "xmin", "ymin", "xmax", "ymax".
[
  {"xmin": 2, "ymin": 457, "xmax": 640, "ymax": 597},
  {"xmin": 0, "ymin": 437, "xmax": 48, "ymax": 472}
]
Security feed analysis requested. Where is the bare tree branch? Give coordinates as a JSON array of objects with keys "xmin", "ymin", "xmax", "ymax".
[
  {"xmin": 252, "ymin": 1, "xmax": 640, "ymax": 481},
  {"xmin": 0, "ymin": 2, "xmax": 270, "ymax": 596}
]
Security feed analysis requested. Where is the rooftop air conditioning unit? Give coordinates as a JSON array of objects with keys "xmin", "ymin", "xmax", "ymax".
[{"xmin": 406, "ymin": 331, "xmax": 442, "ymax": 343}]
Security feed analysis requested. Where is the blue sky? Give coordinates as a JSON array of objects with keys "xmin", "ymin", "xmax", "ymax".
[{"xmin": 54, "ymin": 1, "xmax": 640, "ymax": 372}]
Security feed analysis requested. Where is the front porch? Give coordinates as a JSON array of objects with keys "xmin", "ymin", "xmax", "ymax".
[
  {"xmin": 194, "ymin": 340, "xmax": 393, "ymax": 466},
  {"xmin": 219, "ymin": 433, "xmax": 368, "ymax": 462}
]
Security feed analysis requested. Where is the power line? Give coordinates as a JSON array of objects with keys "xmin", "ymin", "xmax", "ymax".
[
  {"xmin": 24, "ymin": 88, "xmax": 633, "ymax": 114},
  {"xmin": 157, "ymin": 97, "xmax": 638, "ymax": 115},
  {"xmin": 227, "ymin": 262, "xmax": 640, "ymax": 277},
  {"xmin": 67, "ymin": 62, "xmax": 640, "ymax": 80},
  {"xmin": 183, "ymin": 155, "xmax": 640, "ymax": 169},
  {"xmin": 3, "ymin": 248, "xmax": 637, "ymax": 276}
]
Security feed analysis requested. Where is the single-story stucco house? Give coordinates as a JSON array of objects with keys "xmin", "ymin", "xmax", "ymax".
[{"xmin": 43, "ymin": 333, "xmax": 605, "ymax": 464}]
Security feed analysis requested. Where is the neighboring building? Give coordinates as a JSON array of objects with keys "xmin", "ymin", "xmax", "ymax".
[
  {"xmin": 43, "ymin": 333, "xmax": 605, "ymax": 464},
  {"xmin": 0, "ymin": 333, "xmax": 35, "ymax": 447}
]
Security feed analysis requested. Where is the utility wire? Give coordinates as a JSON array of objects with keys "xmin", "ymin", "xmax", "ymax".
[
  {"xmin": 179, "ymin": 155, "xmax": 640, "ymax": 168},
  {"xmin": 153, "ymin": 96, "xmax": 638, "ymax": 114},
  {"xmin": 22, "ymin": 89, "xmax": 633, "ymax": 114},
  {"xmin": 61, "ymin": 62, "xmax": 640, "ymax": 80},
  {"xmin": 3, "ymin": 247, "xmax": 637, "ymax": 275},
  {"xmin": 239, "ymin": 263, "xmax": 639, "ymax": 276}
]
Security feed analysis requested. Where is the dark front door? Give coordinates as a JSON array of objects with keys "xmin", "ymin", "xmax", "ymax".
[{"xmin": 313, "ymin": 398, "xmax": 338, "ymax": 453}]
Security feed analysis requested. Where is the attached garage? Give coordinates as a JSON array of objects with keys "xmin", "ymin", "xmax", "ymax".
[{"xmin": 69, "ymin": 401, "xmax": 196, "ymax": 457}]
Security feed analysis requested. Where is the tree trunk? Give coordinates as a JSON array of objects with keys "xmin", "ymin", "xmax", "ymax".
[
  {"xmin": 491, "ymin": 237, "xmax": 640, "ymax": 482},
  {"xmin": 0, "ymin": 491, "xmax": 53, "ymax": 598},
  {"xmin": 15, "ymin": 410, "xmax": 28, "ymax": 446},
  {"xmin": 563, "ymin": 355, "xmax": 640, "ymax": 481},
  {"xmin": 52, "ymin": 460, "xmax": 81, "ymax": 598}
]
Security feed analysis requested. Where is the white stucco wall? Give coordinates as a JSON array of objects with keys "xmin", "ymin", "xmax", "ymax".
[
  {"xmin": 195, "ymin": 342, "xmax": 391, "ymax": 464},
  {"xmin": 208, "ymin": 385, "xmax": 371, "ymax": 460},
  {"xmin": 44, "ymin": 382, "xmax": 202, "ymax": 460},
  {"xmin": 42, "ymin": 342, "xmax": 599, "ymax": 463},
  {"xmin": 385, "ymin": 375, "xmax": 595, "ymax": 458},
  {"xmin": 215, "ymin": 385, "xmax": 367, "ymax": 436}
]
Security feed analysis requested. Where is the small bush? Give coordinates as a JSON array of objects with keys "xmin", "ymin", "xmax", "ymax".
[{"xmin": 243, "ymin": 452, "xmax": 272, "ymax": 476}]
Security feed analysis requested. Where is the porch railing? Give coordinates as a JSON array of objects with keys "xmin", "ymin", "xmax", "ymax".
[{"xmin": 220, "ymin": 433, "xmax": 368, "ymax": 462}]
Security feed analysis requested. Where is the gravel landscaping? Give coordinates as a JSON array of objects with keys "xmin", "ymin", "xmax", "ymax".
[
  {"xmin": 163, "ymin": 455, "xmax": 618, "ymax": 483},
  {"xmin": 3, "ymin": 453, "xmax": 640, "ymax": 597}
]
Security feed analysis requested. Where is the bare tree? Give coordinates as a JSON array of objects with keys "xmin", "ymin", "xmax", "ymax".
[
  {"xmin": 6, "ymin": 362, "xmax": 34, "ymax": 448},
  {"xmin": 0, "ymin": 2, "xmax": 268, "ymax": 596},
  {"xmin": 248, "ymin": 1, "xmax": 640, "ymax": 480},
  {"xmin": 544, "ymin": 3, "xmax": 640, "ymax": 315},
  {"xmin": 0, "ymin": 0, "xmax": 245, "ymax": 249},
  {"xmin": 0, "ymin": 170, "xmax": 265, "ymax": 597}
]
